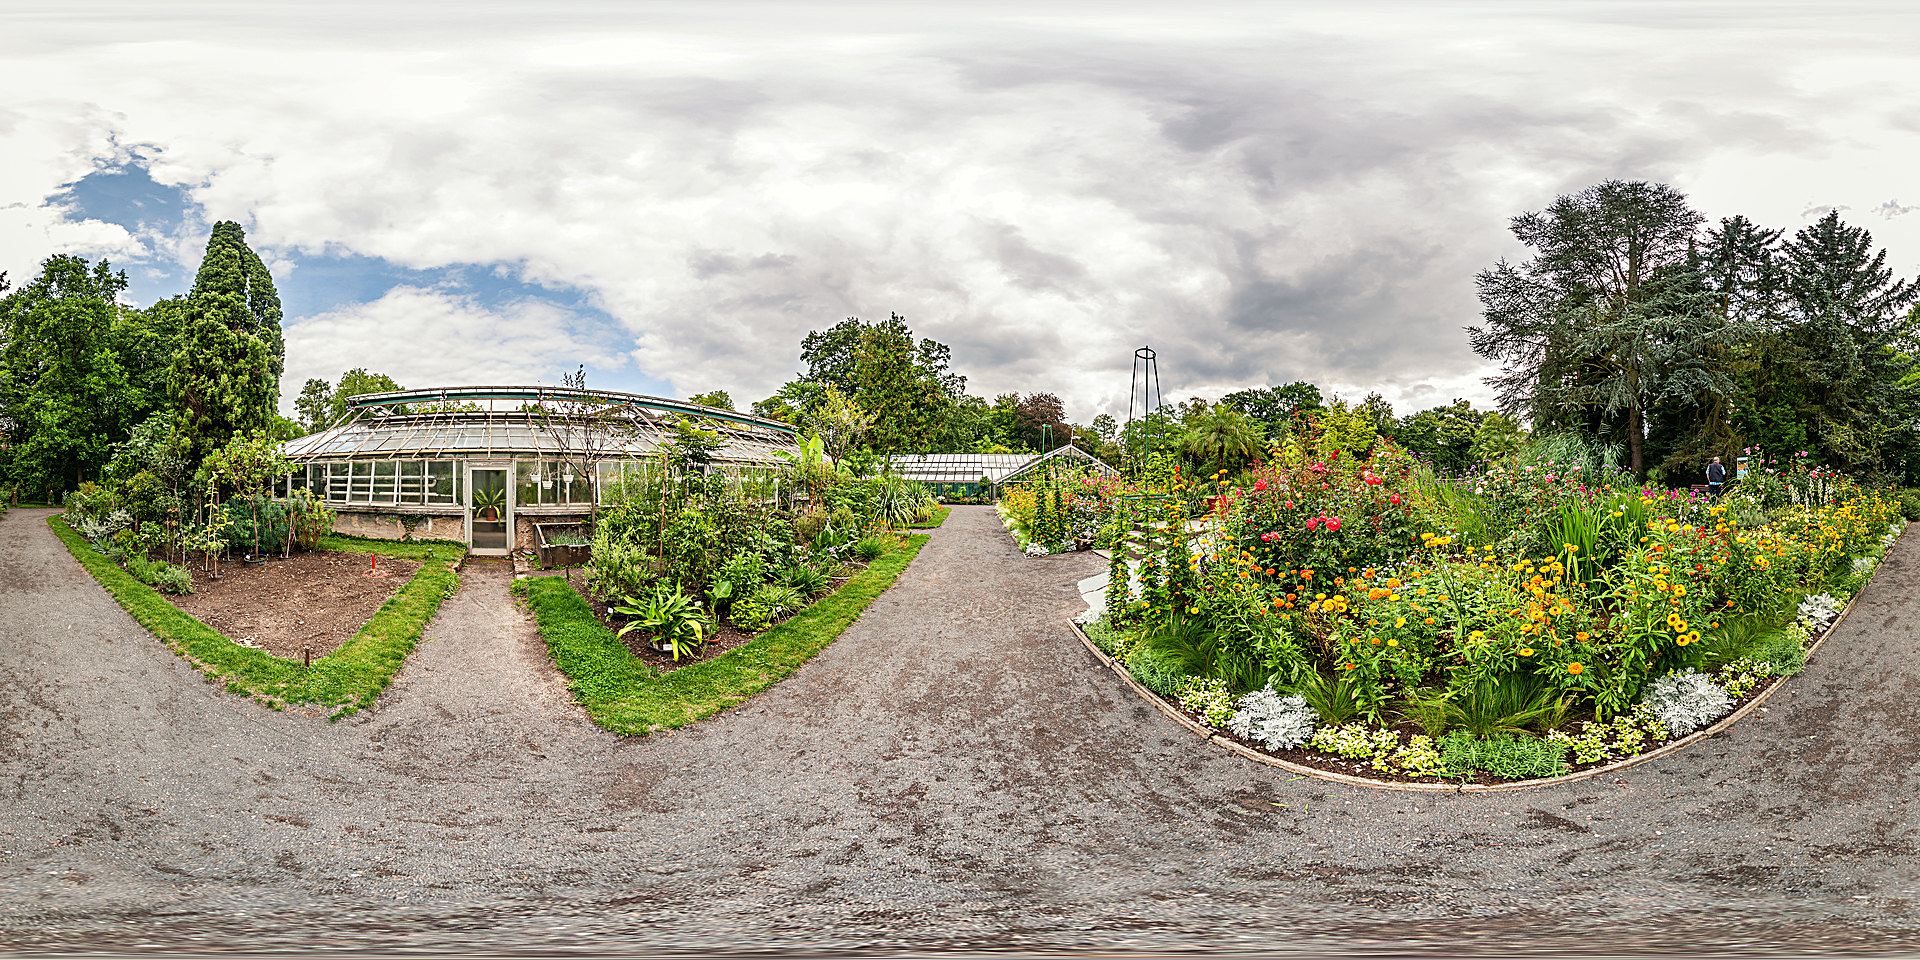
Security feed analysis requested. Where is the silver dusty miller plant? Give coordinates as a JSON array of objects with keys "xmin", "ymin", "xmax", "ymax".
[
  {"xmin": 1797, "ymin": 592, "xmax": 1842, "ymax": 630},
  {"xmin": 1228, "ymin": 686, "xmax": 1318, "ymax": 751},
  {"xmin": 1641, "ymin": 669, "xmax": 1733, "ymax": 739}
]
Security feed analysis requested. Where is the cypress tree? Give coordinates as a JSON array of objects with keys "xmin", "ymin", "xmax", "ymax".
[
  {"xmin": 188, "ymin": 221, "xmax": 285, "ymax": 378},
  {"xmin": 170, "ymin": 223, "xmax": 278, "ymax": 470}
]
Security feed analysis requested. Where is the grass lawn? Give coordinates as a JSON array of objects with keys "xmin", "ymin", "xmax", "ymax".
[
  {"xmin": 516, "ymin": 534, "xmax": 930, "ymax": 734},
  {"xmin": 909, "ymin": 505, "xmax": 952, "ymax": 529}
]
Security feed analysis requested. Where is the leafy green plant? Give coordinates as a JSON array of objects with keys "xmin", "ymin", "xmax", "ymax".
[
  {"xmin": 473, "ymin": 485, "xmax": 506, "ymax": 518},
  {"xmin": 779, "ymin": 564, "xmax": 830, "ymax": 595},
  {"xmin": 613, "ymin": 584, "xmax": 711, "ymax": 661},
  {"xmin": 1288, "ymin": 668, "xmax": 1364, "ymax": 726},
  {"xmin": 124, "ymin": 553, "xmax": 194, "ymax": 595},
  {"xmin": 728, "ymin": 597, "xmax": 773, "ymax": 632},
  {"xmin": 1437, "ymin": 731, "xmax": 1569, "ymax": 780},
  {"xmin": 852, "ymin": 535, "xmax": 891, "ymax": 561},
  {"xmin": 1437, "ymin": 672, "xmax": 1565, "ymax": 738},
  {"xmin": 752, "ymin": 582, "xmax": 807, "ymax": 618},
  {"xmin": 517, "ymin": 534, "xmax": 927, "ymax": 734}
]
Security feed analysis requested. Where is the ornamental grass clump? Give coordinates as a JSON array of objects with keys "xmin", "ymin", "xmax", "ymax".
[
  {"xmin": 1640, "ymin": 668, "xmax": 1733, "ymax": 738},
  {"xmin": 1227, "ymin": 686, "xmax": 1318, "ymax": 751}
]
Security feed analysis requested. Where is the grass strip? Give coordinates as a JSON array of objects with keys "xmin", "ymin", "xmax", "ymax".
[
  {"xmin": 51, "ymin": 515, "xmax": 459, "ymax": 718},
  {"xmin": 318, "ymin": 532, "xmax": 465, "ymax": 560},
  {"xmin": 909, "ymin": 505, "xmax": 952, "ymax": 529},
  {"xmin": 517, "ymin": 533, "xmax": 930, "ymax": 734}
]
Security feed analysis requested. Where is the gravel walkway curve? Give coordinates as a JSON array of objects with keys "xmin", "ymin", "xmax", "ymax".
[{"xmin": 4, "ymin": 504, "xmax": 1920, "ymax": 955}]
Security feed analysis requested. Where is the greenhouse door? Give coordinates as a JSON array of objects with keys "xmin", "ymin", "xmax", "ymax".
[{"xmin": 468, "ymin": 462, "xmax": 512, "ymax": 555}]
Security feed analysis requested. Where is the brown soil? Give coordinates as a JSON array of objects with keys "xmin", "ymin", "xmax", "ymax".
[
  {"xmin": 164, "ymin": 550, "xmax": 421, "ymax": 661},
  {"xmin": 544, "ymin": 561, "xmax": 868, "ymax": 674}
]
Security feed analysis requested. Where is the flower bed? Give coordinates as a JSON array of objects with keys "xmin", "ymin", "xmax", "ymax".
[{"xmin": 1087, "ymin": 431, "xmax": 1903, "ymax": 785}]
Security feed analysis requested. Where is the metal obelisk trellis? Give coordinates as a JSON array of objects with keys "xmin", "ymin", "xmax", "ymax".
[{"xmin": 1126, "ymin": 345, "xmax": 1164, "ymax": 474}]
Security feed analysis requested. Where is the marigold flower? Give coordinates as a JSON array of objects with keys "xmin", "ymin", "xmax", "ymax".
[
  {"xmin": 1519, "ymin": 647, "xmax": 1534, "ymax": 657},
  {"xmin": 1567, "ymin": 662, "xmax": 1584, "ymax": 675}
]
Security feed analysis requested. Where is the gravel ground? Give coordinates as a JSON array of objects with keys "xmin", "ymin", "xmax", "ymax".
[{"xmin": 3, "ymin": 504, "xmax": 1920, "ymax": 956}]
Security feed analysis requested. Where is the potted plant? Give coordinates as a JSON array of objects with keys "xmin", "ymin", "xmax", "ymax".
[{"xmin": 474, "ymin": 486, "xmax": 505, "ymax": 521}]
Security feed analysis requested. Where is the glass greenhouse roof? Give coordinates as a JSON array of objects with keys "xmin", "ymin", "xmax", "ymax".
[
  {"xmin": 885, "ymin": 446, "xmax": 1117, "ymax": 485},
  {"xmin": 282, "ymin": 385, "xmax": 797, "ymax": 465}
]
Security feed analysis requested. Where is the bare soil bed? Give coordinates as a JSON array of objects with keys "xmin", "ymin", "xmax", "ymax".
[{"xmin": 164, "ymin": 550, "xmax": 420, "ymax": 660}]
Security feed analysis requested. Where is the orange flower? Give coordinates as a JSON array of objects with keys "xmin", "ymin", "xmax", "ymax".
[{"xmin": 1567, "ymin": 662, "xmax": 1584, "ymax": 675}]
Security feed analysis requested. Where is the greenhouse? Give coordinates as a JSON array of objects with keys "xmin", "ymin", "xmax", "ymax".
[
  {"xmin": 886, "ymin": 445, "xmax": 1117, "ymax": 501},
  {"xmin": 279, "ymin": 385, "xmax": 799, "ymax": 554}
]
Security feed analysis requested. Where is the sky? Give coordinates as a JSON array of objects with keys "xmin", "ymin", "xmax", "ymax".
[{"xmin": 4, "ymin": 1, "xmax": 1919, "ymax": 424}]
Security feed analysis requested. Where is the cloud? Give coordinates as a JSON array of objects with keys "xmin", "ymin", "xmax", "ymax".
[
  {"xmin": 5, "ymin": 3, "xmax": 1920, "ymax": 424},
  {"xmin": 282, "ymin": 286, "xmax": 627, "ymax": 394},
  {"xmin": 1876, "ymin": 199, "xmax": 1917, "ymax": 218}
]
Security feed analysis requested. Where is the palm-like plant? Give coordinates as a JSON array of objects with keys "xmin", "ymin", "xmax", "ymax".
[
  {"xmin": 614, "ymin": 584, "xmax": 711, "ymax": 661},
  {"xmin": 1181, "ymin": 406, "xmax": 1266, "ymax": 474}
]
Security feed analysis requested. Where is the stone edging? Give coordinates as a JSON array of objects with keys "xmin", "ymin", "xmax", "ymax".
[{"xmin": 1068, "ymin": 579, "xmax": 1868, "ymax": 792}]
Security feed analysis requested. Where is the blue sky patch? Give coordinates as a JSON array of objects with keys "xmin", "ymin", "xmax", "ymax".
[{"xmin": 47, "ymin": 158, "xmax": 670, "ymax": 398}]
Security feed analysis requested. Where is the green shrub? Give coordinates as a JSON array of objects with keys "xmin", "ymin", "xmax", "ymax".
[
  {"xmin": 124, "ymin": 553, "xmax": 194, "ymax": 595},
  {"xmin": 852, "ymin": 535, "xmax": 890, "ymax": 561},
  {"xmin": 779, "ymin": 564, "xmax": 831, "ymax": 595},
  {"xmin": 1748, "ymin": 626, "xmax": 1810, "ymax": 677},
  {"xmin": 729, "ymin": 597, "xmax": 774, "ymax": 632},
  {"xmin": 1900, "ymin": 489, "xmax": 1920, "ymax": 522},
  {"xmin": 1437, "ymin": 731, "xmax": 1569, "ymax": 780},
  {"xmin": 1124, "ymin": 650, "xmax": 1185, "ymax": 699},
  {"xmin": 752, "ymin": 582, "xmax": 806, "ymax": 617}
]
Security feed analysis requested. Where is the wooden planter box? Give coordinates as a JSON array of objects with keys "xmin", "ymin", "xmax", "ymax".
[{"xmin": 532, "ymin": 522, "xmax": 591, "ymax": 568}]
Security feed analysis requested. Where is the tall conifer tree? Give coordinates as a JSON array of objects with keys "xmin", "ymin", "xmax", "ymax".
[{"xmin": 170, "ymin": 222, "xmax": 278, "ymax": 470}]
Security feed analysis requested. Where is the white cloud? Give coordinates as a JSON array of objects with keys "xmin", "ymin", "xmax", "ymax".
[
  {"xmin": 282, "ymin": 285, "xmax": 626, "ymax": 394},
  {"xmin": 5, "ymin": 2, "xmax": 1920, "ymax": 423}
]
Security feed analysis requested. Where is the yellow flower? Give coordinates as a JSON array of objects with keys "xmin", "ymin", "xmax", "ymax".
[
  {"xmin": 1519, "ymin": 647, "xmax": 1534, "ymax": 657},
  {"xmin": 1386, "ymin": 638, "xmax": 1399, "ymax": 647}
]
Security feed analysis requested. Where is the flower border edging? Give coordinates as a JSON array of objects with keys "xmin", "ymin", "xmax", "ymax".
[{"xmin": 1067, "ymin": 578, "xmax": 1867, "ymax": 792}]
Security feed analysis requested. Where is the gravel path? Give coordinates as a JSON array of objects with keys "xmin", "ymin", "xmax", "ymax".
[{"xmin": 4, "ymin": 504, "xmax": 1920, "ymax": 955}]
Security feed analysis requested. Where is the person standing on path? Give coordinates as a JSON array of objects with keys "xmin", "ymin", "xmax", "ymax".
[{"xmin": 1707, "ymin": 456, "xmax": 1726, "ymax": 500}]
